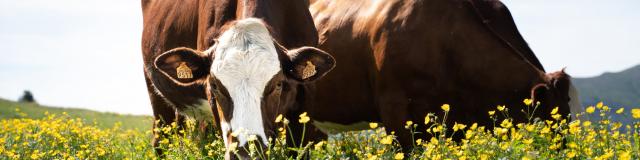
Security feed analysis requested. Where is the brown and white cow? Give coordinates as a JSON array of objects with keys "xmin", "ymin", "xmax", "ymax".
[
  {"xmin": 141, "ymin": 0, "xmax": 333, "ymax": 158},
  {"xmin": 308, "ymin": 0, "xmax": 584, "ymax": 150}
]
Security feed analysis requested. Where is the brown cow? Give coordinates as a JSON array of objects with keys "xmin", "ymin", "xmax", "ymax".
[
  {"xmin": 141, "ymin": 0, "xmax": 333, "ymax": 159},
  {"xmin": 308, "ymin": 0, "xmax": 583, "ymax": 150}
]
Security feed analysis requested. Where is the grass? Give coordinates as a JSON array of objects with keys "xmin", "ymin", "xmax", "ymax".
[
  {"xmin": 1, "ymin": 98, "xmax": 639, "ymax": 159},
  {"xmin": 0, "ymin": 98, "xmax": 152, "ymax": 131}
]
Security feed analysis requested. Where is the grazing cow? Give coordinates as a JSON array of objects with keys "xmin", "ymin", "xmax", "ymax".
[
  {"xmin": 141, "ymin": 0, "xmax": 333, "ymax": 158},
  {"xmin": 308, "ymin": 0, "xmax": 583, "ymax": 150}
]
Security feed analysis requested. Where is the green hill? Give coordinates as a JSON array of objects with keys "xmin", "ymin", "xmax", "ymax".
[
  {"xmin": 573, "ymin": 65, "xmax": 640, "ymax": 108},
  {"xmin": 0, "ymin": 98, "xmax": 152, "ymax": 131}
]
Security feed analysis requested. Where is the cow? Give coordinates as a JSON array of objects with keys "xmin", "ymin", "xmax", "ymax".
[
  {"xmin": 141, "ymin": 0, "xmax": 333, "ymax": 159},
  {"xmin": 308, "ymin": 0, "xmax": 583, "ymax": 150}
]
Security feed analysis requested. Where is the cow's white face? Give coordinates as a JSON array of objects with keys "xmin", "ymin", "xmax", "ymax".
[
  {"xmin": 209, "ymin": 18, "xmax": 281, "ymax": 146},
  {"xmin": 153, "ymin": 18, "xmax": 336, "ymax": 156}
]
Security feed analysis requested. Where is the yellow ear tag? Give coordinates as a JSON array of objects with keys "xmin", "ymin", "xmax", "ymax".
[
  {"xmin": 301, "ymin": 61, "xmax": 317, "ymax": 80},
  {"xmin": 176, "ymin": 62, "xmax": 193, "ymax": 79}
]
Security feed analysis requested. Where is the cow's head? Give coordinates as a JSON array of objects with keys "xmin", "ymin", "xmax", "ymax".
[
  {"xmin": 153, "ymin": 18, "xmax": 334, "ymax": 156},
  {"xmin": 530, "ymin": 69, "xmax": 583, "ymax": 120}
]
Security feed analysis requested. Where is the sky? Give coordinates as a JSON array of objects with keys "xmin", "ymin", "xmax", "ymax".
[{"xmin": 0, "ymin": 0, "xmax": 638, "ymax": 115}]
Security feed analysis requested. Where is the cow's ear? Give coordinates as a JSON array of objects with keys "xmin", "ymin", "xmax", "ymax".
[
  {"xmin": 154, "ymin": 47, "xmax": 211, "ymax": 85},
  {"xmin": 283, "ymin": 47, "xmax": 335, "ymax": 82},
  {"xmin": 530, "ymin": 83, "xmax": 550, "ymax": 105}
]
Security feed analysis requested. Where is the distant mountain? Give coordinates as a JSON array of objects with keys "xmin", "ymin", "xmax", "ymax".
[{"xmin": 573, "ymin": 65, "xmax": 640, "ymax": 108}]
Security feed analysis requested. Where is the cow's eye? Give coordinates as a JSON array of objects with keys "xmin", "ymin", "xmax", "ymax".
[{"xmin": 276, "ymin": 81, "xmax": 283, "ymax": 89}]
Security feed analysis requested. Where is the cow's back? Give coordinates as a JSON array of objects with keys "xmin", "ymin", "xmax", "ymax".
[{"xmin": 310, "ymin": 0, "xmax": 556, "ymax": 128}]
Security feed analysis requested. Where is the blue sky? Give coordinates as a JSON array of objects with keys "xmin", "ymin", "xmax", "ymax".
[{"xmin": 0, "ymin": 0, "xmax": 638, "ymax": 115}]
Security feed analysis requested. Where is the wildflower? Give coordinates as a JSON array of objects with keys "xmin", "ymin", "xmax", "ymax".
[
  {"xmin": 596, "ymin": 102, "xmax": 603, "ymax": 109},
  {"xmin": 497, "ymin": 105, "xmax": 506, "ymax": 111},
  {"xmin": 586, "ymin": 106, "xmax": 595, "ymax": 114},
  {"xmin": 583, "ymin": 121, "xmax": 592, "ymax": 127},
  {"xmin": 394, "ymin": 153, "xmax": 404, "ymax": 159},
  {"xmin": 231, "ymin": 128, "xmax": 243, "ymax": 137},
  {"xmin": 567, "ymin": 151, "xmax": 576, "ymax": 158},
  {"xmin": 523, "ymin": 99, "xmax": 533, "ymax": 106},
  {"xmin": 631, "ymin": 108, "xmax": 640, "ymax": 119},
  {"xmin": 470, "ymin": 123, "xmax": 478, "ymax": 130},
  {"xmin": 415, "ymin": 139, "xmax": 423, "ymax": 145},
  {"xmin": 540, "ymin": 127, "xmax": 550, "ymax": 134},
  {"xmin": 247, "ymin": 135, "xmax": 257, "ymax": 142},
  {"xmin": 550, "ymin": 107, "xmax": 558, "ymax": 115},
  {"xmin": 299, "ymin": 112, "xmax": 310, "ymax": 123},
  {"xmin": 453, "ymin": 122, "xmax": 466, "ymax": 132},
  {"xmin": 552, "ymin": 114, "xmax": 562, "ymax": 120},
  {"xmin": 615, "ymin": 108, "xmax": 624, "ymax": 114},
  {"xmin": 488, "ymin": 110, "xmax": 495, "ymax": 116},
  {"xmin": 619, "ymin": 151, "xmax": 631, "ymax": 160},
  {"xmin": 314, "ymin": 141, "xmax": 324, "ymax": 150},
  {"xmin": 424, "ymin": 115, "xmax": 431, "ymax": 124},
  {"xmin": 369, "ymin": 122, "xmax": 378, "ymax": 129},
  {"xmin": 500, "ymin": 119, "xmax": 512, "ymax": 128},
  {"xmin": 274, "ymin": 114, "xmax": 283, "ymax": 123},
  {"xmin": 405, "ymin": 121, "xmax": 413, "ymax": 127},
  {"xmin": 380, "ymin": 135, "xmax": 394, "ymax": 145},
  {"xmin": 441, "ymin": 104, "xmax": 450, "ymax": 112},
  {"xmin": 523, "ymin": 138, "xmax": 533, "ymax": 145}
]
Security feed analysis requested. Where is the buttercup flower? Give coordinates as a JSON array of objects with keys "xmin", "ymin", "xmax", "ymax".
[
  {"xmin": 299, "ymin": 112, "xmax": 310, "ymax": 123},
  {"xmin": 441, "ymin": 104, "xmax": 450, "ymax": 112},
  {"xmin": 274, "ymin": 114, "xmax": 283, "ymax": 123},
  {"xmin": 523, "ymin": 99, "xmax": 533, "ymax": 106},
  {"xmin": 586, "ymin": 106, "xmax": 595, "ymax": 114},
  {"xmin": 394, "ymin": 153, "xmax": 404, "ymax": 159},
  {"xmin": 369, "ymin": 122, "xmax": 378, "ymax": 129}
]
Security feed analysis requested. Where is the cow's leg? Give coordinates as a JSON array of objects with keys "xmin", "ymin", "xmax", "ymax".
[
  {"xmin": 378, "ymin": 90, "xmax": 414, "ymax": 152},
  {"xmin": 145, "ymin": 74, "xmax": 179, "ymax": 156}
]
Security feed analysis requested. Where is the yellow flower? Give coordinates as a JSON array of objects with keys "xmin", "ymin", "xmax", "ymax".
[
  {"xmin": 369, "ymin": 122, "xmax": 378, "ymax": 129},
  {"xmin": 453, "ymin": 122, "xmax": 466, "ymax": 132},
  {"xmin": 299, "ymin": 112, "xmax": 310, "ymax": 123},
  {"xmin": 631, "ymin": 108, "xmax": 640, "ymax": 119},
  {"xmin": 552, "ymin": 114, "xmax": 562, "ymax": 120},
  {"xmin": 406, "ymin": 121, "xmax": 413, "ymax": 126},
  {"xmin": 274, "ymin": 114, "xmax": 283, "ymax": 123},
  {"xmin": 247, "ymin": 135, "xmax": 257, "ymax": 142},
  {"xmin": 441, "ymin": 104, "xmax": 450, "ymax": 112},
  {"xmin": 586, "ymin": 106, "xmax": 595, "ymax": 114},
  {"xmin": 500, "ymin": 119, "xmax": 512, "ymax": 128},
  {"xmin": 523, "ymin": 138, "xmax": 533, "ymax": 145},
  {"xmin": 583, "ymin": 121, "xmax": 592, "ymax": 127},
  {"xmin": 380, "ymin": 135, "xmax": 394, "ymax": 145},
  {"xmin": 615, "ymin": 108, "xmax": 624, "ymax": 114},
  {"xmin": 596, "ymin": 102, "xmax": 603, "ymax": 109},
  {"xmin": 314, "ymin": 141, "xmax": 324, "ymax": 150},
  {"xmin": 497, "ymin": 105, "xmax": 506, "ymax": 111},
  {"xmin": 523, "ymin": 99, "xmax": 533, "ymax": 106},
  {"xmin": 619, "ymin": 151, "xmax": 631, "ymax": 160},
  {"xmin": 424, "ymin": 115, "xmax": 431, "ymax": 124},
  {"xmin": 550, "ymin": 107, "xmax": 559, "ymax": 115},
  {"xmin": 567, "ymin": 151, "xmax": 576, "ymax": 158},
  {"xmin": 394, "ymin": 153, "xmax": 404, "ymax": 159},
  {"xmin": 488, "ymin": 110, "xmax": 495, "ymax": 116}
]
